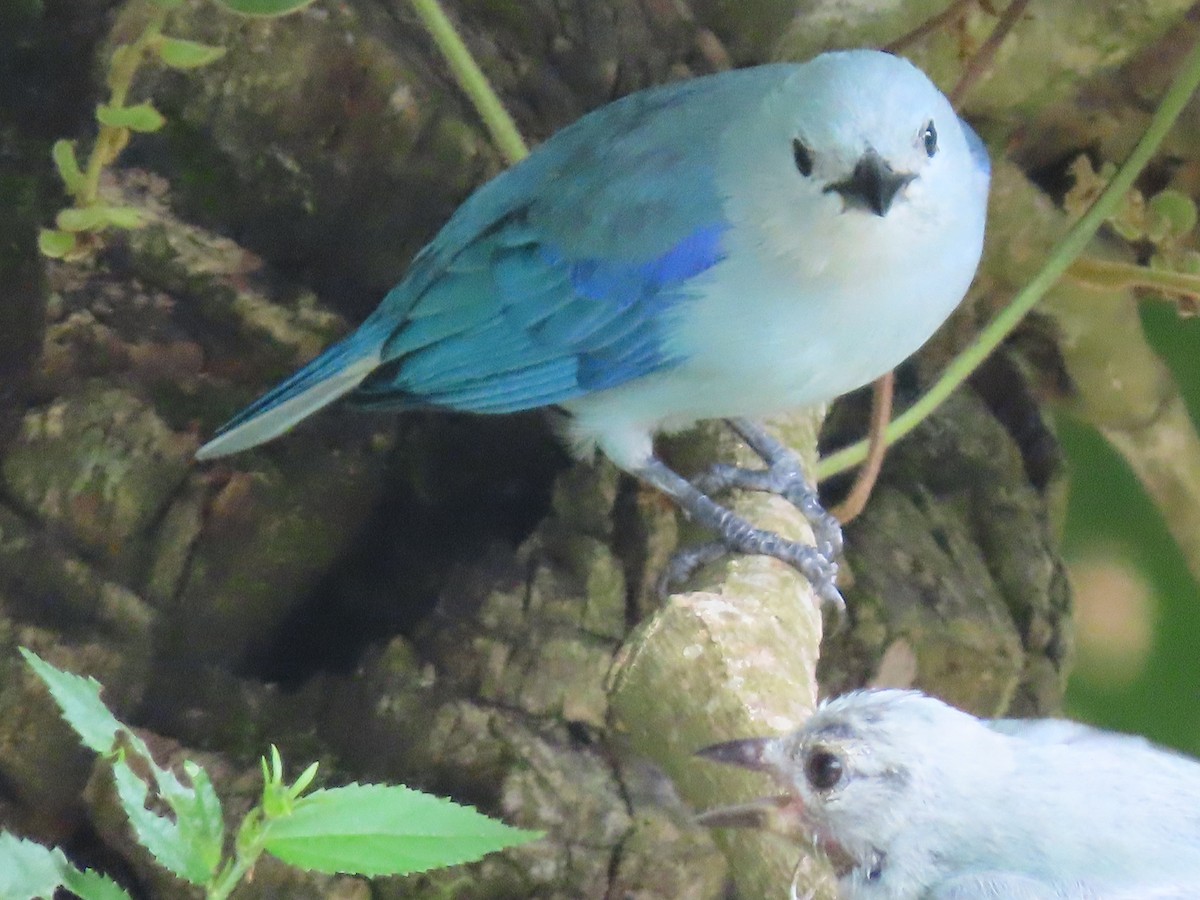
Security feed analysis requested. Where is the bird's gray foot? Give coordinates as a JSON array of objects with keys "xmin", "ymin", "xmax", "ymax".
[
  {"xmin": 697, "ymin": 418, "xmax": 843, "ymax": 560},
  {"xmin": 635, "ymin": 450, "xmax": 844, "ymax": 616}
]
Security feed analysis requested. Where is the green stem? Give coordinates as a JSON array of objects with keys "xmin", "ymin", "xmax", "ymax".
[
  {"xmin": 816, "ymin": 33, "xmax": 1200, "ymax": 481},
  {"xmin": 79, "ymin": 3, "xmax": 168, "ymax": 206},
  {"xmin": 205, "ymin": 813, "xmax": 268, "ymax": 900},
  {"xmin": 409, "ymin": 0, "xmax": 528, "ymax": 165},
  {"xmin": 1068, "ymin": 255, "xmax": 1200, "ymax": 299}
]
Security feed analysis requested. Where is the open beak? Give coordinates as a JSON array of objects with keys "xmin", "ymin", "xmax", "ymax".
[
  {"xmin": 693, "ymin": 793, "xmax": 797, "ymax": 830},
  {"xmin": 694, "ymin": 737, "xmax": 805, "ymax": 833},
  {"xmin": 825, "ymin": 148, "xmax": 915, "ymax": 217},
  {"xmin": 696, "ymin": 735, "xmax": 860, "ymax": 876}
]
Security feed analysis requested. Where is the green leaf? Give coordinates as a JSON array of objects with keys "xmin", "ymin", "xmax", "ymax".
[
  {"xmin": 0, "ymin": 832, "xmax": 64, "ymax": 899},
  {"xmin": 19, "ymin": 651, "xmax": 219, "ymax": 888},
  {"xmin": 38, "ymin": 229, "xmax": 76, "ymax": 258},
  {"xmin": 289, "ymin": 761, "xmax": 320, "ymax": 799},
  {"xmin": 60, "ymin": 864, "xmax": 135, "ymax": 900},
  {"xmin": 212, "ymin": 0, "xmax": 319, "ymax": 16},
  {"xmin": 20, "ymin": 648, "xmax": 125, "ymax": 754},
  {"xmin": 148, "ymin": 0, "xmax": 184, "ymax": 7},
  {"xmin": 156, "ymin": 36, "xmax": 227, "ymax": 69},
  {"xmin": 0, "ymin": 833, "xmax": 132, "ymax": 900},
  {"xmin": 108, "ymin": 740, "xmax": 225, "ymax": 884},
  {"xmin": 1148, "ymin": 188, "xmax": 1198, "ymax": 241},
  {"xmin": 51, "ymin": 140, "xmax": 85, "ymax": 194},
  {"xmin": 261, "ymin": 783, "xmax": 541, "ymax": 876},
  {"xmin": 171, "ymin": 762, "xmax": 225, "ymax": 874},
  {"xmin": 55, "ymin": 205, "xmax": 143, "ymax": 233},
  {"xmin": 98, "ymin": 206, "xmax": 144, "ymax": 229},
  {"xmin": 56, "ymin": 206, "xmax": 108, "ymax": 233},
  {"xmin": 96, "ymin": 102, "xmax": 166, "ymax": 133},
  {"xmin": 112, "ymin": 759, "xmax": 213, "ymax": 884}
]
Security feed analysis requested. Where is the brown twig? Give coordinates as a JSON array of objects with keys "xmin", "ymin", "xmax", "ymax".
[
  {"xmin": 830, "ymin": 371, "xmax": 894, "ymax": 524},
  {"xmin": 885, "ymin": 0, "xmax": 977, "ymax": 53},
  {"xmin": 950, "ymin": 0, "xmax": 1033, "ymax": 104},
  {"xmin": 828, "ymin": 0, "xmax": 1031, "ymax": 521}
]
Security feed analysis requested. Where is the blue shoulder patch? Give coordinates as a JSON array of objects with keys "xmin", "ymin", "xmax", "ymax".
[{"xmin": 564, "ymin": 222, "xmax": 726, "ymax": 304}]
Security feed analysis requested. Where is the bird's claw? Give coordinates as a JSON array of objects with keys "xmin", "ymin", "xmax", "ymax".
[
  {"xmin": 634, "ymin": 436, "xmax": 846, "ymax": 623},
  {"xmin": 659, "ymin": 535, "xmax": 846, "ymax": 627}
]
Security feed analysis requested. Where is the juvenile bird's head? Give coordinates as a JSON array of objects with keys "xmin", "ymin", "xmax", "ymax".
[{"xmin": 696, "ymin": 690, "xmax": 1004, "ymax": 884}]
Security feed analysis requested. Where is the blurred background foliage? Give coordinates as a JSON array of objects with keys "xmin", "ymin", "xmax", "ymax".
[{"xmin": 1064, "ymin": 303, "xmax": 1200, "ymax": 753}]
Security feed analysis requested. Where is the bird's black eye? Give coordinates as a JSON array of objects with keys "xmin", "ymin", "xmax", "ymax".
[
  {"xmin": 793, "ymin": 138, "xmax": 814, "ymax": 177},
  {"xmin": 922, "ymin": 120, "xmax": 938, "ymax": 158},
  {"xmin": 805, "ymin": 748, "xmax": 844, "ymax": 791}
]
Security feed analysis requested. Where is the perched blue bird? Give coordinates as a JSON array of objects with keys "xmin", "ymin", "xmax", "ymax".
[
  {"xmin": 197, "ymin": 50, "xmax": 990, "ymax": 608},
  {"xmin": 697, "ymin": 690, "xmax": 1200, "ymax": 898}
]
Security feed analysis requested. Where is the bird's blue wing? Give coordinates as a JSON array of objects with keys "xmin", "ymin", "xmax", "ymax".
[
  {"xmin": 352, "ymin": 214, "xmax": 728, "ymax": 413},
  {"xmin": 196, "ymin": 66, "xmax": 778, "ymax": 456},
  {"xmin": 347, "ymin": 70, "xmax": 768, "ymax": 414}
]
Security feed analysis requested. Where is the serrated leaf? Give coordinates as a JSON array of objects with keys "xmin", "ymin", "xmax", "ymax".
[
  {"xmin": 112, "ymin": 759, "xmax": 213, "ymax": 884},
  {"xmin": 0, "ymin": 833, "xmax": 132, "ymax": 900},
  {"xmin": 20, "ymin": 648, "xmax": 125, "ymax": 754},
  {"xmin": 0, "ymin": 832, "xmax": 66, "ymax": 899},
  {"xmin": 212, "ymin": 0, "xmax": 318, "ymax": 16},
  {"xmin": 111, "ymin": 746, "xmax": 223, "ymax": 880},
  {"xmin": 56, "ymin": 206, "xmax": 109, "ymax": 233},
  {"xmin": 39, "ymin": 229, "xmax": 76, "ymax": 258},
  {"xmin": 96, "ymin": 102, "xmax": 165, "ymax": 133},
  {"xmin": 51, "ymin": 140, "xmax": 85, "ymax": 194},
  {"xmin": 60, "ymin": 864, "xmax": 135, "ymax": 900},
  {"xmin": 262, "ymin": 783, "xmax": 541, "ymax": 876},
  {"xmin": 171, "ymin": 762, "xmax": 225, "ymax": 873},
  {"xmin": 156, "ymin": 36, "xmax": 227, "ymax": 69}
]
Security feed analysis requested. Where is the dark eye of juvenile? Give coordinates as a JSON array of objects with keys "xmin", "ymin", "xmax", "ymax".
[
  {"xmin": 805, "ymin": 749, "xmax": 844, "ymax": 791},
  {"xmin": 793, "ymin": 138, "xmax": 814, "ymax": 177},
  {"xmin": 923, "ymin": 121, "xmax": 938, "ymax": 157}
]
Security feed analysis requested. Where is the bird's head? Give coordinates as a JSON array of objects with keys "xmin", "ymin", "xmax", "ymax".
[
  {"xmin": 695, "ymin": 690, "xmax": 999, "ymax": 881},
  {"xmin": 724, "ymin": 50, "xmax": 989, "ymax": 273}
]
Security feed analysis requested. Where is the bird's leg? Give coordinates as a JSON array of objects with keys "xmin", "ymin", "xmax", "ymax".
[
  {"xmin": 634, "ymin": 455, "xmax": 844, "ymax": 614},
  {"xmin": 692, "ymin": 418, "xmax": 844, "ymax": 560}
]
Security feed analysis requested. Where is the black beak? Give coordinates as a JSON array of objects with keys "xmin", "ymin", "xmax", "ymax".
[{"xmin": 825, "ymin": 148, "xmax": 914, "ymax": 217}]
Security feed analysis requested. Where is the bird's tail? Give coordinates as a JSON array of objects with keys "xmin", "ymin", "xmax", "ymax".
[{"xmin": 195, "ymin": 327, "xmax": 386, "ymax": 460}]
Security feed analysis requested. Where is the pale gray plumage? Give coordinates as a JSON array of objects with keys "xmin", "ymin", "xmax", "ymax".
[{"xmin": 697, "ymin": 690, "xmax": 1200, "ymax": 899}]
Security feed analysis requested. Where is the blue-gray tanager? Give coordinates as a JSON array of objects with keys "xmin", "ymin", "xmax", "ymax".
[
  {"xmin": 697, "ymin": 689, "xmax": 1200, "ymax": 898},
  {"xmin": 196, "ymin": 50, "xmax": 990, "ymax": 608}
]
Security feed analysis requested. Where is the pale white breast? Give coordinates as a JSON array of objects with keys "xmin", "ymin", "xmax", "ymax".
[{"xmin": 563, "ymin": 165, "xmax": 984, "ymax": 469}]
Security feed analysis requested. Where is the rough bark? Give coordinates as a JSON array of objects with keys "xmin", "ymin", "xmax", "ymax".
[{"xmin": 0, "ymin": 0, "xmax": 1195, "ymax": 897}]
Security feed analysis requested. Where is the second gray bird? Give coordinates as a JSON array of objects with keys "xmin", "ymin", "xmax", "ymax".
[{"xmin": 697, "ymin": 689, "xmax": 1200, "ymax": 898}]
